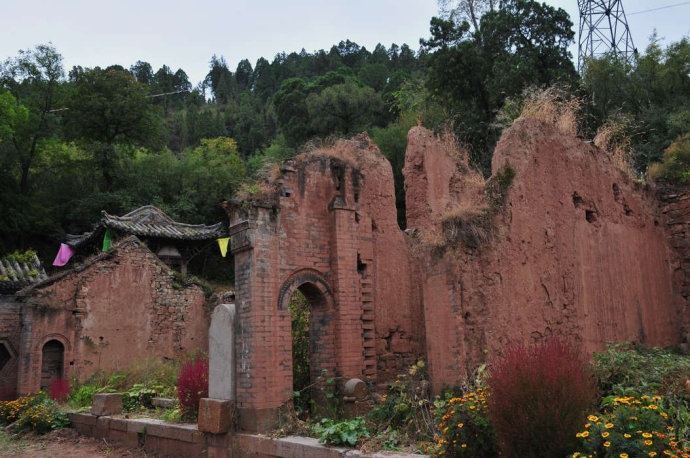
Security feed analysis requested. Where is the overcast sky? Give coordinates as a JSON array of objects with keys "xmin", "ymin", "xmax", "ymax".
[{"xmin": 1, "ymin": 0, "xmax": 689, "ymax": 86}]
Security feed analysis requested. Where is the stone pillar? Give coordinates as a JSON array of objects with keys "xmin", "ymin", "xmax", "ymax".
[{"xmin": 209, "ymin": 303, "xmax": 236, "ymax": 400}]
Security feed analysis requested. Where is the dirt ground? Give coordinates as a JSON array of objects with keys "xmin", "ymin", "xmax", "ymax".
[{"xmin": 0, "ymin": 428, "xmax": 147, "ymax": 457}]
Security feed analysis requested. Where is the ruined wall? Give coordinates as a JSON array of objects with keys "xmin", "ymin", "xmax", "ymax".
[
  {"xmin": 405, "ymin": 120, "xmax": 681, "ymax": 391},
  {"xmin": 657, "ymin": 183, "xmax": 690, "ymax": 341},
  {"xmin": 225, "ymin": 135, "xmax": 422, "ymax": 428},
  {"xmin": 0, "ymin": 296, "xmax": 20, "ymax": 399},
  {"xmin": 16, "ymin": 238, "xmax": 210, "ymax": 393}
]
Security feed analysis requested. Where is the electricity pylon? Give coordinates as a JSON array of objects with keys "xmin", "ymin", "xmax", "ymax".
[{"xmin": 578, "ymin": 0, "xmax": 637, "ymax": 72}]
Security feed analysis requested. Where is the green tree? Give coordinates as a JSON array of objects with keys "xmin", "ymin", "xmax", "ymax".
[
  {"xmin": 306, "ymin": 80, "xmax": 386, "ymax": 137},
  {"xmin": 64, "ymin": 66, "xmax": 160, "ymax": 190},
  {"xmin": 423, "ymin": 0, "xmax": 576, "ymax": 172},
  {"xmin": 0, "ymin": 44, "xmax": 64, "ymax": 196}
]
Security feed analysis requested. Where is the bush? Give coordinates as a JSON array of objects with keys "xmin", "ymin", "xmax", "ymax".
[
  {"xmin": 313, "ymin": 416, "xmax": 369, "ymax": 447},
  {"xmin": 571, "ymin": 395, "xmax": 690, "ymax": 457},
  {"xmin": 176, "ymin": 357, "xmax": 208, "ymax": 415},
  {"xmin": 487, "ymin": 338, "xmax": 596, "ymax": 457},
  {"xmin": 649, "ymin": 133, "xmax": 690, "ymax": 184},
  {"xmin": 48, "ymin": 378, "xmax": 71, "ymax": 402},
  {"xmin": 368, "ymin": 360, "xmax": 433, "ymax": 435},
  {"xmin": 68, "ymin": 384, "xmax": 99, "ymax": 408},
  {"xmin": 0, "ymin": 392, "xmax": 69, "ymax": 434},
  {"xmin": 0, "ymin": 392, "xmax": 46, "ymax": 425},
  {"xmin": 421, "ymin": 387, "xmax": 498, "ymax": 457}
]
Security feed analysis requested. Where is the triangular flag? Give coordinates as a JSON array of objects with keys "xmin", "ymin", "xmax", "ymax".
[
  {"xmin": 52, "ymin": 243, "xmax": 74, "ymax": 266},
  {"xmin": 102, "ymin": 228, "xmax": 112, "ymax": 252},
  {"xmin": 217, "ymin": 238, "xmax": 230, "ymax": 257}
]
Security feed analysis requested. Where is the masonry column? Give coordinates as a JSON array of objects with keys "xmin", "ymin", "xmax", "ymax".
[
  {"xmin": 329, "ymin": 196, "xmax": 365, "ymax": 381},
  {"xmin": 228, "ymin": 203, "xmax": 289, "ymax": 432}
]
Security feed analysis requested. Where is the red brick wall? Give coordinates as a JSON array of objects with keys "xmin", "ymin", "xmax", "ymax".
[
  {"xmin": 226, "ymin": 137, "xmax": 422, "ymax": 414},
  {"xmin": 0, "ymin": 296, "xmax": 21, "ymax": 399},
  {"xmin": 16, "ymin": 239, "xmax": 210, "ymax": 393}
]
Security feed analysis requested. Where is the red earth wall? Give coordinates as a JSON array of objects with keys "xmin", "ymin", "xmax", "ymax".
[
  {"xmin": 405, "ymin": 120, "xmax": 681, "ymax": 391},
  {"xmin": 15, "ymin": 238, "xmax": 210, "ymax": 393}
]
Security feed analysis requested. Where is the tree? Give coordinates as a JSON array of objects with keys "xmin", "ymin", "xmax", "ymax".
[
  {"xmin": 64, "ymin": 66, "xmax": 159, "ymax": 189},
  {"xmin": 306, "ymin": 79, "xmax": 385, "ymax": 137},
  {"xmin": 422, "ymin": 0, "xmax": 576, "ymax": 172},
  {"xmin": 0, "ymin": 44, "xmax": 64, "ymax": 196}
]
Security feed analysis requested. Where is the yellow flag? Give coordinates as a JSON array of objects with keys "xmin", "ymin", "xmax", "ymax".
[{"xmin": 217, "ymin": 238, "xmax": 230, "ymax": 257}]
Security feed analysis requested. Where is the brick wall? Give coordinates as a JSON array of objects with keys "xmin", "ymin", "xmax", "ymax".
[
  {"xmin": 225, "ymin": 137, "xmax": 422, "ymax": 423},
  {"xmin": 0, "ymin": 295, "xmax": 21, "ymax": 399}
]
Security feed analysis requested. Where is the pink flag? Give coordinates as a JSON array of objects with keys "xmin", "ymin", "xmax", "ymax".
[{"xmin": 52, "ymin": 243, "xmax": 74, "ymax": 266}]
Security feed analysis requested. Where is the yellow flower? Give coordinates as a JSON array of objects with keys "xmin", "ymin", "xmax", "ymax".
[
  {"xmin": 603, "ymin": 441, "xmax": 611, "ymax": 447},
  {"xmin": 457, "ymin": 423, "xmax": 463, "ymax": 428},
  {"xmin": 646, "ymin": 440, "xmax": 654, "ymax": 446},
  {"xmin": 588, "ymin": 415, "xmax": 599, "ymax": 422},
  {"xmin": 605, "ymin": 423, "xmax": 614, "ymax": 429},
  {"xmin": 620, "ymin": 453, "xmax": 628, "ymax": 458},
  {"xmin": 624, "ymin": 434, "xmax": 631, "ymax": 438},
  {"xmin": 649, "ymin": 454, "xmax": 657, "ymax": 457},
  {"xmin": 602, "ymin": 432, "xmax": 610, "ymax": 438},
  {"xmin": 581, "ymin": 431, "xmax": 590, "ymax": 438},
  {"xmin": 461, "ymin": 444, "xmax": 466, "ymax": 448},
  {"xmin": 644, "ymin": 433, "xmax": 653, "ymax": 438}
]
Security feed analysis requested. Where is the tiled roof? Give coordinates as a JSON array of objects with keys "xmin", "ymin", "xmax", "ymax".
[
  {"xmin": 0, "ymin": 254, "xmax": 48, "ymax": 293},
  {"xmin": 66, "ymin": 205, "xmax": 226, "ymax": 249}
]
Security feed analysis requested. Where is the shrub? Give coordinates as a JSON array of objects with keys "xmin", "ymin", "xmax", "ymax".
[
  {"xmin": 313, "ymin": 416, "xmax": 369, "ymax": 447},
  {"xmin": 15, "ymin": 399, "xmax": 70, "ymax": 434},
  {"xmin": 0, "ymin": 393, "xmax": 69, "ymax": 434},
  {"xmin": 122, "ymin": 383, "xmax": 160, "ymax": 412},
  {"xmin": 68, "ymin": 383, "xmax": 98, "ymax": 408},
  {"xmin": 649, "ymin": 133, "xmax": 690, "ymax": 184},
  {"xmin": 0, "ymin": 392, "xmax": 46, "ymax": 425},
  {"xmin": 487, "ymin": 338, "xmax": 596, "ymax": 457},
  {"xmin": 48, "ymin": 378, "xmax": 71, "ymax": 402},
  {"xmin": 369, "ymin": 360, "xmax": 433, "ymax": 435},
  {"xmin": 571, "ymin": 395, "xmax": 690, "ymax": 457},
  {"xmin": 176, "ymin": 357, "xmax": 208, "ymax": 415},
  {"xmin": 421, "ymin": 387, "xmax": 498, "ymax": 457}
]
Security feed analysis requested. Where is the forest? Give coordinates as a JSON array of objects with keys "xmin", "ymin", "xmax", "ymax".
[{"xmin": 1, "ymin": 0, "xmax": 689, "ymax": 279}]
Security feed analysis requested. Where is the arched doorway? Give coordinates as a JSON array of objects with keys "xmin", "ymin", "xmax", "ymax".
[
  {"xmin": 278, "ymin": 270, "xmax": 336, "ymax": 419},
  {"xmin": 41, "ymin": 340, "xmax": 64, "ymax": 389}
]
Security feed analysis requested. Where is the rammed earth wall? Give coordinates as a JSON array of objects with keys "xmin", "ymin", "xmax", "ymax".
[{"xmin": 14, "ymin": 237, "xmax": 210, "ymax": 394}]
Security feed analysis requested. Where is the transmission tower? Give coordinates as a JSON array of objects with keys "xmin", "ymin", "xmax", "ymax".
[{"xmin": 578, "ymin": 0, "xmax": 637, "ymax": 72}]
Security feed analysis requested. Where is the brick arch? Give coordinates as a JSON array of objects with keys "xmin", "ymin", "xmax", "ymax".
[
  {"xmin": 35, "ymin": 333, "xmax": 71, "ymax": 352},
  {"xmin": 277, "ymin": 269, "xmax": 334, "ymax": 311}
]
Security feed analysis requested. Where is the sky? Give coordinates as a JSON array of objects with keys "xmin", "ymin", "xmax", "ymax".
[{"xmin": 1, "ymin": 0, "xmax": 689, "ymax": 87}]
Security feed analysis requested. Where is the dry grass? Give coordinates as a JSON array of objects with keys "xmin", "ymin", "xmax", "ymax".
[
  {"xmin": 594, "ymin": 115, "xmax": 636, "ymax": 178},
  {"xmin": 515, "ymin": 86, "xmax": 583, "ymax": 137},
  {"xmin": 440, "ymin": 202, "xmax": 493, "ymax": 249},
  {"xmin": 234, "ymin": 180, "xmax": 277, "ymax": 202}
]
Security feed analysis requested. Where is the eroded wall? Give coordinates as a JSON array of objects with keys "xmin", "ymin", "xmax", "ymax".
[
  {"xmin": 16, "ymin": 238, "xmax": 210, "ymax": 393},
  {"xmin": 405, "ymin": 119, "xmax": 681, "ymax": 391}
]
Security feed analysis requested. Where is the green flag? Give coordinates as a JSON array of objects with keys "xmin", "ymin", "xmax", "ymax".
[{"xmin": 102, "ymin": 228, "xmax": 113, "ymax": 251}]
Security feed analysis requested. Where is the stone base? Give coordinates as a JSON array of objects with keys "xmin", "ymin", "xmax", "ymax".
[
  {"xmin": 237, "ymin": 406, "xmax": 281, "ymax": 433},
  {"xmin": 91, "ymin": 393, "xmax": 122, "ymax": 416},
  {"xmin": 198, "ymin": 398, "xmax": 234, "ymax": 434}
]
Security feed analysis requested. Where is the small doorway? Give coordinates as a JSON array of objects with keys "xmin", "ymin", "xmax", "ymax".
[
  {"xmin": 288, "ymin": 282, "xmax": 336, "ymax": 419},
  {"xmin": 41, "ymin": 340, "xmax": 64, "ymax": 389}
]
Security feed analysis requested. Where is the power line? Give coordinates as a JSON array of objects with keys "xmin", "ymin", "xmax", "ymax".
[
  {"xmin": 48, "ymin": 89, "xmax": 189, "ymax": 113},
  {"xmin": 628, "ymin": 1, "xmax": 690, "ymax": 16}
]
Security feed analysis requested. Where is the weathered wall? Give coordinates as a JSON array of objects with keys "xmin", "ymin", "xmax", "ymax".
[
  {"xmin": 0, "ymin": 295, "xmax": 20, "ymax": 399},
  {"xmin": 16, "ymin": 238, "xmax": 210, "ymax": 393},
  {"xmin": 405, "ymin": 120, "xmax": 681, "ymax": 391},
  {"xmin": 225, "ymin": 135, "xmax": 422, "ymax": 429},
  {"xmin": 657, "ymin": 183, "xmax": 690, "ymax": 341}
]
